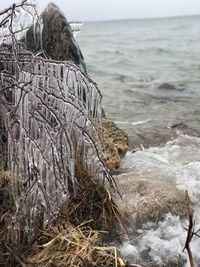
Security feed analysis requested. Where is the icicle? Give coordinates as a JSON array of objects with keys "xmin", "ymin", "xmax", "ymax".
[
  {"xmin": 38, "ymin": 16, "xmax": 43, "ymax": 49},
  {"xmin": 1, "ymin": 34, "xmax": 114, "ymax": 245},
  {"xmin": 32, "ymin": 15, "xmax": 37, "ymax": 47},
  {"xmin": 63, "ymin": 67, "xmax": 69, "ymax": 97}
]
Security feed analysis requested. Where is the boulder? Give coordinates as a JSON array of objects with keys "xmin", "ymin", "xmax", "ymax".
[
  {"xmin": 114, "ymin": 173, "xmax": 187, "ymax": 230},
  {"xmin": 157, "ymin": 83, "xmax": 176, "ymax": 90},
  {"xmin": 25, "ymin": 3, "xmax": 87, "ymax": 73}
]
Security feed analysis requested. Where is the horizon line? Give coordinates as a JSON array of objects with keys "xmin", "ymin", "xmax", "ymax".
[{"xmin": 82, "ymin": 13, "xmax": 200, "ymax": 23}]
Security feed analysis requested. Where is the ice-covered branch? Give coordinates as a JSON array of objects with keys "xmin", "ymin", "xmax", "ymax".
[{"xmin": 0, "ymin": 2, "xmax": 116, "ymax": 245}]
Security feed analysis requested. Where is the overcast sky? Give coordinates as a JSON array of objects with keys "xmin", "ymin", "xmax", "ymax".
[{"xmin": 0, "ymin": 0, "xmax": 200, "ymax": 21}]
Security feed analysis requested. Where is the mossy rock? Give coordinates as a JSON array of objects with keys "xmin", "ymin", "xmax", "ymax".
[{"xmin": 100, "ymin": 119, "xmax": 129, "ymax": 173}]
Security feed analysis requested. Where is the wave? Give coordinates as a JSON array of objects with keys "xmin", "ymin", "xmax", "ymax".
[
  {"xmin": 115, "ymin": 119, "xmax": 151, "ymax": 126},
  {"xmin": 119, "ymin": 134, "xmax": 200, "ymax": 266},
  {"xmin": 135, "ymin": 47, "xmax": 176, "ymax": 55}
]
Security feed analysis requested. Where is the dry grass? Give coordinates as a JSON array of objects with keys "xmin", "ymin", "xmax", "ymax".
[
  {"xmin": 0, "ymin": 173, "xmax": 127, "ymax": 267},
  {"xmin": 61, "ymin": 179, "xmax": 127, "ymax": 242},
  {"xmin": 21, "ymin": 223, "xmax": 124, "ymax": 267}
]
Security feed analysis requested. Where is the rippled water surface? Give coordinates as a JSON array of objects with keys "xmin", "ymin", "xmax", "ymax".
[{"xmin": 78, "ymin": 15, "xmax": 200, "ymax": 129}]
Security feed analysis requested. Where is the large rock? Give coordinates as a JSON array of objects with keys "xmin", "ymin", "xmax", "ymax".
[
  {"xmin": 25, "ymin": 3, "xmax": 87, "ymax": 73},
  {"xmin": 114, "ymin": 173, "xmax": 187, "ymax": 230}
]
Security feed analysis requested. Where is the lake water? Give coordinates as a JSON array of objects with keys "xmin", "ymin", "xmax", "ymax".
[
  {"xmin": 77, "ymin": 15, "xmax": 200, "ymax": 266},
  {"xmin": 78, "ymin": 15, "xmax": 200, "ymax": 125}
]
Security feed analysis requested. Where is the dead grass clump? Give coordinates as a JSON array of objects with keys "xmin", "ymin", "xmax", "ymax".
[
  {"xmin": 0, "ymin": 176, "xmax": 127, "ymax": 267},
  {"xmin": 18, "ymin": 181, "xmax": 127, "ymax": 267},
  {"xmin": 22, "ymin": 224, "xmax": 122, "ymax": 267},
  {"xmin": 60, "ymin": 179, "xmax": 126, "ymax": 241}
]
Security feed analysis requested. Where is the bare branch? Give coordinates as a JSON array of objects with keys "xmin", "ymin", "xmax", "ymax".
[
  {"xmin": 183, "ymin": 191, "xmax": 195, "ymax": 267},
  {"xmin": 0, "ymin": 0, "xmax": 117, "ymax": 246}
]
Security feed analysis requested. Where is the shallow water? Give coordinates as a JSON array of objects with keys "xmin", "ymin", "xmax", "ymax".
[{"xmin": 77, "ymin": 15, "xmax": 200, "ymax": 266}]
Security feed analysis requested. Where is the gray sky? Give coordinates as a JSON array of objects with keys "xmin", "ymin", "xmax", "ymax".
[{"xmin": 0, "ymin": 0, "xmax": 200, "ymax": 21}]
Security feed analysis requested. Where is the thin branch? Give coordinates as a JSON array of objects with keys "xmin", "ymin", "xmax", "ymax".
[{"xmin": 183, "ymin": 191, "xmax": 195, "ymax": 267}]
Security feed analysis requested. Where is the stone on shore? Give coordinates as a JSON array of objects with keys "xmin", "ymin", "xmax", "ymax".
[
  {"xmin": 25, "ymin": 3, "xmax": 87, "ymax": 73},
  {"xmin": 114, "ymin": 173, "xmax": 187, "ymax": 229}
]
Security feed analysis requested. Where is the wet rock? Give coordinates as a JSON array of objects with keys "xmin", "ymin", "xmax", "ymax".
[
  {"xmin": 114, "ymin": 173, "xmax": 187, "ymax": 229},
  {"xmin": 157, "ymin": 83, "xmax": 176, "ymax": 90},
  {"xmin": 25, "ymin": 3, "xmax": 87, "ymax": 73},
  {"xmin": 100, "ymin": 119, "xmax": 129, "ymax": 173},
  {"xmin": 122, "ymin": 119, "xmax": 200, "ymax": 151},
  {"xmin": 125, "ymin": 121, "xmax": 178, "ymax": 149},
  {"xmin": 170, "ymin": 122, "xmax": 200, "ymax": 137}
]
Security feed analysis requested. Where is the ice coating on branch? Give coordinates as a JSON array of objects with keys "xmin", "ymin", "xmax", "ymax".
[
  {"xmin": 0, "ymin": 1, "xmax": 114, "ymax": 244},
  {"xmin": 0, "ymin": 50, "xmax": 113, "ymax": 242},
  {"xmin": 0, "ymin": 0, "xmax": 42, "ymax": 47}
]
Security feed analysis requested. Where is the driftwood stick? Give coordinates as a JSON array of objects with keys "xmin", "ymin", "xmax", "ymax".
[{"xmin": 183, "ymin": 190, "xmax": 195, "ymax": 267}]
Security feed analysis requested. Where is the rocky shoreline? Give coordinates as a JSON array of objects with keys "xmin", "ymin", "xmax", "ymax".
[{"xmin": 0, "ymin": 2, "xmax": 196, "ymax": 267}]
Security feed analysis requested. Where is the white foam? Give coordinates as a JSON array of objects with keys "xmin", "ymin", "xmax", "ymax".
[
  {"xmin": 120, "ymin": 242, "xmax": 139, "ymax": 259},
  {"xmin": 121, "ymin": 213, "xmax": 200, "ymax": 266},
  {"xmin": 115, "ymin": 119, "xmax": 151, "ymax": 126},
  {"xmin": 120, "ymin": 135, "xmax": 200, "ymax": 266}
]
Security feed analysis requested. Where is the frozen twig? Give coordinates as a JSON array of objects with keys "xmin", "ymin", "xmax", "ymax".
[{"xmin": 183, "ymin": 191, "xmax": 195, "ymax": 267}]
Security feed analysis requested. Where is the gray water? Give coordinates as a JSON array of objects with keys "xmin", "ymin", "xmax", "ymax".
[
  {"xmin": 78, "ymin": 15, "xmax": 200, "ymax": 127},
  {"xmin": 77, "ymin": 16, "xmax": 200, "ymax": 266}
]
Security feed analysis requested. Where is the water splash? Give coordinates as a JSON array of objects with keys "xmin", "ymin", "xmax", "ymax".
[{"xmin": 120, "ymin": 134, "xmax": 200, "ymax": 266}]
